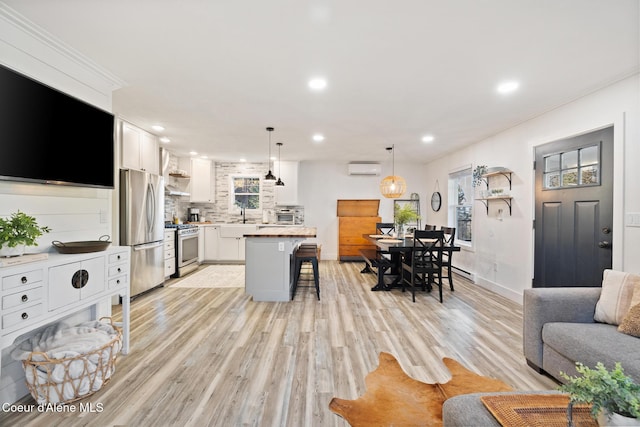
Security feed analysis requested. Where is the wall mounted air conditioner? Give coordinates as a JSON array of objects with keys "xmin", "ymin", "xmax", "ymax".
[{"xmin": 347, "ymin": 162, "xmax": 381, "ymax": 176}]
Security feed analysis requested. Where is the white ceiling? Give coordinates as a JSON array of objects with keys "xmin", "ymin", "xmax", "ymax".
[{"xmin": 4, "ymin": 0, "xmax": 639, "ymax": 163}]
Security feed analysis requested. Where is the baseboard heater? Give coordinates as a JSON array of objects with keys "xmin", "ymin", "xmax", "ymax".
[{"xmin": 452, "ymin": 266, "xmax": 475, "ymax": 282}]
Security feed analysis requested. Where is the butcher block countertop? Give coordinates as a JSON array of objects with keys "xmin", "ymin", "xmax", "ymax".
[{"xmin": 244, "ymin": 226, "xmax": 317, "ymax": 238}]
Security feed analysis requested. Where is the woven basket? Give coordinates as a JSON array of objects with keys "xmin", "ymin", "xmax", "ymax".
[{"xmin": 21, "ymin": 317, "xmax": 122, "ymax": 405}]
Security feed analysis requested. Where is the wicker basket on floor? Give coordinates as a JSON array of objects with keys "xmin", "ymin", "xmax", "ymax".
[{"xmin": 21, "ymin": 317, "xmax": 122, "ymax": 405}]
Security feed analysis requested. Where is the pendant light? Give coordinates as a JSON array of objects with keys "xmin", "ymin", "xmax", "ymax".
[
  {"xmin": 264, "ymin": 127, "xmax": 276, "ymax": 180},
  {"xmin": 275, "ymin": 142, "xmax": 285, "ymax": 186},
  {"xmin": 380, "ymin": 144, "xmax": 406, "ymax": 198}
]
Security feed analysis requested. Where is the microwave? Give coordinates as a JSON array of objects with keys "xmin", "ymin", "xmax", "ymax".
[{"xmin": 276, "ymin": 207, "xmax": 304, "ymax": 225}]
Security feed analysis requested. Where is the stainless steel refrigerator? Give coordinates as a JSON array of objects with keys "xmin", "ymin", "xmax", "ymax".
[{"xmin": 120, "ymin": 169, "xmax": 165, "ymax": 297}]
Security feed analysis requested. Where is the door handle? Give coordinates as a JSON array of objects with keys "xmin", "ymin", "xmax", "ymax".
[{"xmin": 598, "ymin": 241, "xmax": 612, "ymax": 249}]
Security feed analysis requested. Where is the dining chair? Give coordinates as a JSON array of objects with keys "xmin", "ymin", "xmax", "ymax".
[
  {"xmin": 440, "ymin": 226, "xmax": 456, "ymax": 291},
  {"xmin": 401, "ymin": 229, "xmax": 444, "ymax": 303},
  {"xmin": 376, "ymin": 223, "xmax": 395, "ymax": 235},
  {"xmin": 374, "ymin": 222, "xmax": 395, "ymax": 267},
  {"xmin": 424, "ymin": 224, "xmax": 437, "ymax": 231}
]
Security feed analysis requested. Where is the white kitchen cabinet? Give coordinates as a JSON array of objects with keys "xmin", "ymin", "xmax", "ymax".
[
  {"xmin": 274, "ymin": 161, "xmax": 299, "ymax": 205},
  {"xmin": 179, "ymin": 157, "xmax": 214, "ymax": 202},
  {"xmin": 121, "ymin": 121, "xmax": 160, "ymax": 174},
  {"xmin": 203, "ymin": 226, "xmax": 219, "ymax": 261},
  {"xmin": 217, "ymin": 237, "xmax": 244, "ymax": 261},
  {"xmin": 164, "ymin": 229, "xmax": 176, "ymax": 278},
  {"xmin": 216, "ymin": 225, "xmax": 257, "ymax": 261}
]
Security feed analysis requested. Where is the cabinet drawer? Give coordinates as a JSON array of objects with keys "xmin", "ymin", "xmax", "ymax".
[
  {"xmin": 108, "ymin": 264, "xmax": 127, "ymax": 277},
  {"xmin": 165, "ymin": 260, "xmax": 176, "ymax": 276},
  {"xmin": 164, "ymin": 248, "xmax": 175, "ymax": 260},
  {"xmin": 109, "ymin": 251, "xmax": 129, "ymax": 264},
  {"xmin": 2, "ymin": 286, "xmax": 44, "ymax": 310},
  {"xmin": 165, "ymin": 239, "xmax": 175, "ymax": 251},
  {"xmin": 2, "ymin": 269, "xmax": 43, "ymax": 291},
  {"xmin": 108, "ymin": 274, "xmax": 128, "ymax": 289},
  {"xmin": 2, "ymin": 303, "xmax": 44, "ymax": 330}
]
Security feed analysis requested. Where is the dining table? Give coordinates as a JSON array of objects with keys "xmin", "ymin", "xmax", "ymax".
[{"xmin": 362, "ymin": 233, "xmax": 461, "ymax": 291}]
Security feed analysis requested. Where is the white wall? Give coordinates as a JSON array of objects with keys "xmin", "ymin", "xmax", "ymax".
[
  {"xmin": 423, "ymin": 74, "xmax": 639, "ymax": 301},
  {"xmin": 298, "ymin": 160, "xmax": 427, "ymax": 260}
]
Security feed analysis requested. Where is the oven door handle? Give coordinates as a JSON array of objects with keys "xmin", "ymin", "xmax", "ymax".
[{"xmin": 134, "ymin": 242, "xmax": 164, "ymax": 251}]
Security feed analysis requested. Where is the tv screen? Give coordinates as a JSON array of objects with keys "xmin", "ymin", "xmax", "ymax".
[{"xmin": 0, "ymin": 64, "xmax": 115, "ymax": 189}]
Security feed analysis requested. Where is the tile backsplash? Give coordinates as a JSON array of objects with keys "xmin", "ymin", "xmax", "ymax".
[{"xmin": 164, "ymin": 152, "xmax": 277, "ymax": 224}]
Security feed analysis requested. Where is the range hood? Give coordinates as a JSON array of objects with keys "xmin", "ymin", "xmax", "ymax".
[
  {"xmin": 161, "ymin": 147, "xmax": 190, "ymax": 197},
  {"xmin": 165, "ymin": 184, "xmax": 190, "ymax": 197}
]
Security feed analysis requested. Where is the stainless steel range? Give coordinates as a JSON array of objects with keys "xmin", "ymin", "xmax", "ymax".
[{"xmin": 165, "ymin": 224, "xmax": 199, "ymax": 277}]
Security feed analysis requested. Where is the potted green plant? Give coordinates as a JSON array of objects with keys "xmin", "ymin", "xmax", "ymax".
[
  {"xmin": 560, "ymin": 362, "xmax": 640, "ymax": 426},
  {"xmin": 472, "ymin": 165, "xmax": 488, "ymax": 187},
  {"xmin": 0, "ymin": 211, "xmax": 51, "ymax": 257},
  {"xmin": 394, "ymin": 204, "xmax": 420, "ymax": 237}
]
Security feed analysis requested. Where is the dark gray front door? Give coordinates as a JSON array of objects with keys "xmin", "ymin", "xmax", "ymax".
[{"xmin": 533, "ymin": 127, "xmax": 613, "ymax": 287}]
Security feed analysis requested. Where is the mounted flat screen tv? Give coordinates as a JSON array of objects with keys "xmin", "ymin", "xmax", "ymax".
[{"xmin": 0, "ymin": 64, "xmax": 115, "ymax": 189}]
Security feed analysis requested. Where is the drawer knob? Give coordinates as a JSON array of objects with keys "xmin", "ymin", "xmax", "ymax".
[
  {"xmin": 22, "ymin": 312, "xmax": 28, "ymax": 320},
  {"xmin": 21, "ymin": 276, "xmax": 27, "ymax": 284},
  {"xmin": 117, "ymin": 255, "xmax": 121, "ymax": 260},
  {"xmin": 21, "ymin": 294, "xmax": 28, "ymax": 302},
  {"xmin": 117, "ymin": 268, "xmax": 122, "ymax": 273},
  {"xmin": 116, "ymin": 279, "xmax": 121, "ymax": 284}
]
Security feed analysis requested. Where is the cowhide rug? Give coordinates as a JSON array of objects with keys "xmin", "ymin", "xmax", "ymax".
[{"xmin": 329, "ymin": 352, "xmax": 513, "ymax": 427}]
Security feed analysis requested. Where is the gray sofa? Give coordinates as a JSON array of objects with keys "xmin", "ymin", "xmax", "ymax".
[{"xmin": 523, "ymin": 287, "xmax": 640, "ymax": 383}]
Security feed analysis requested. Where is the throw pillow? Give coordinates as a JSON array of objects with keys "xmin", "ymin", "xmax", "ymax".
[
  {"xmin": 594, "ymin": 270, "xmax": 640, "ymax": 325},
  {"xmin": 618, "ymin": 303, "xmax": 640, "ymax": 337}
]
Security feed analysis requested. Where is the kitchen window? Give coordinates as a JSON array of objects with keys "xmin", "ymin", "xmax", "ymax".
[
  {"xmin": 229, "ymin": 175, "xmax": 261, "ymax": 211},
  {"xmin": 448, "ymin": 167, "xmax": 473, "ymax": 245}
]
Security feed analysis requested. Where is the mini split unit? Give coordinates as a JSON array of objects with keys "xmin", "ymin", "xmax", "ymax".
[{"xmin": 347, "ymin": 162, "xmax": 381, "ymax": 176}]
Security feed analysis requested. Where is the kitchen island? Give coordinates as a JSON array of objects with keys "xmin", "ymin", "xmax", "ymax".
[{"xmin": 244, "ymin": 227, "xmax": 317, "ymax": 301}]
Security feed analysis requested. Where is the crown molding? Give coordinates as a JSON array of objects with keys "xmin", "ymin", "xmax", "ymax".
[{"xmin": 0, "ymin": 2, "xmax": 126, "ymax": 90}]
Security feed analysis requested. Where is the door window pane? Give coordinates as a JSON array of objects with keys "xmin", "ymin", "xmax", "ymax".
[
  {"xmin": 580, "ymin": 145, "xmax": 598, "ymax": 166},
  {"xmin": 544, "ymin": 172, "xmax": 560, "ymax": 188},
  {"xmin": 561, "ymin": 169, "xmax": 578, "ymax": 186},
  {"xmin": 561, "ymin": 151, "xmax": 578, "ymax": 169},
  {"xmin": 545, "ymin": 154, "xmax": 560, "ymax": 172},
  {"xmin": 580, "ymin": 165, "xmax": 599, "ymax": 185}
]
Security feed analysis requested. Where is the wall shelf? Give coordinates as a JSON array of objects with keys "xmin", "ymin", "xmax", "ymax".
[{"xmin": 476, "ymin": 168, "xmax": 513, "ymax": 215}]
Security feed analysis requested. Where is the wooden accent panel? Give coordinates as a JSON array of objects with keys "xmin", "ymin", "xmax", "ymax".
[
  {"xmin": 337, "ymin": 199, "xmax": 380, "ymax": 217},
  {"xmin": 338, "ymin": 216, "xmax": 380, "ymax": 260}
]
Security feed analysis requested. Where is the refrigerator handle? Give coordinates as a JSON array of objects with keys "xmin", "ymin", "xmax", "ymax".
[
  {"xmin": 147, "ymin": 182, "xmax": 156, "ymax": 234},
  {"xmin": 134, "ymin": 241, "xmax": 164, "ymax": 251}
]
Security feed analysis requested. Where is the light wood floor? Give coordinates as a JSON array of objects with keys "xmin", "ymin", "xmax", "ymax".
[{"xmin": 1, "ymin": 261, "xmax": 556, "ymax": 426}]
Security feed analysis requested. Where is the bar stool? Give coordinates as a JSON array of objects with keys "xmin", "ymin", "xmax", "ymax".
[{"xmin": 294, "ymin": 246, "xmax": 320, "ymax": 300}]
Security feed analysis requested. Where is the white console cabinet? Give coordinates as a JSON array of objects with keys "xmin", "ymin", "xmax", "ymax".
[{"xmin": 0, "ymin": 247, "xmax": 131, "ymax": 381}]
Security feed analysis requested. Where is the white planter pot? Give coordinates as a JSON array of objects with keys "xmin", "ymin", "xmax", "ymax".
[
  {"xmin": 598, "ymin": 410, "xmax": 640, "ymax": 427},
  {"xmin": 0, "ymin": 244, "xmax": 25, "ymax": 258}
]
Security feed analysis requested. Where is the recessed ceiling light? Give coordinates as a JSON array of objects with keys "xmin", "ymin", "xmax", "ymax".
[
  {"xmin": 497, "ymin": 81, "xmax": 520, "ymax": 94},
  {"xmin": 159, "ymin": 137, "xmax": 170, "ymax": 143},
  {"xmin": 422, "ymin": 135, "xmax": 435, "ymax": 143},
  {"xmin": 151, "ymin": 125, "xmax": 165, "ymax": 132},
  {"xmin": 312, "ymin": 134, "xmax": 325, "ymax": 142},
  {"xmin": 189, "ymin": 151, "xmax": 198, "ymax": 156},
  {"xmin": 308, "ymin": 78, "xmax": 327, "ymax": 91},
  {"xmin": 239, "ymin": 158, "xmax": 246, "ymax": 162}
]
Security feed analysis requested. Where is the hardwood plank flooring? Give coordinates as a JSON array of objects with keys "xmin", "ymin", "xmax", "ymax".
[{"xmin": 0, "ymin": 261, "xmax": 557, "ymax": 426}]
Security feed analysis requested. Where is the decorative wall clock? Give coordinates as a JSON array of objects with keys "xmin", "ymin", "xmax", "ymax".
[{"xmin": 431, "ymin": 191, "xmax": 442, "ymax": 212}]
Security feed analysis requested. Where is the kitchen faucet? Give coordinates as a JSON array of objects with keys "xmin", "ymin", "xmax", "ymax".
[{"xmin": 241, "ymin": 207, "xmax": 246, "ymax": 224}]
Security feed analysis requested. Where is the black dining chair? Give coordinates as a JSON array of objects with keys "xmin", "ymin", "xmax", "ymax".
[
  {"xmin": 424, "ymin": 224, "xmax": 437, "ymax": 231},
  {"xmin": 376, "ymin": 222, "xmax": 395, "ymax": 236},
  {"xmin": 440, "ymin": 227, "xmax": 456, "ymax": 291},
  {"xmin": 401, "ymin": 229, "xmax": 444, "ymax": 303}
]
